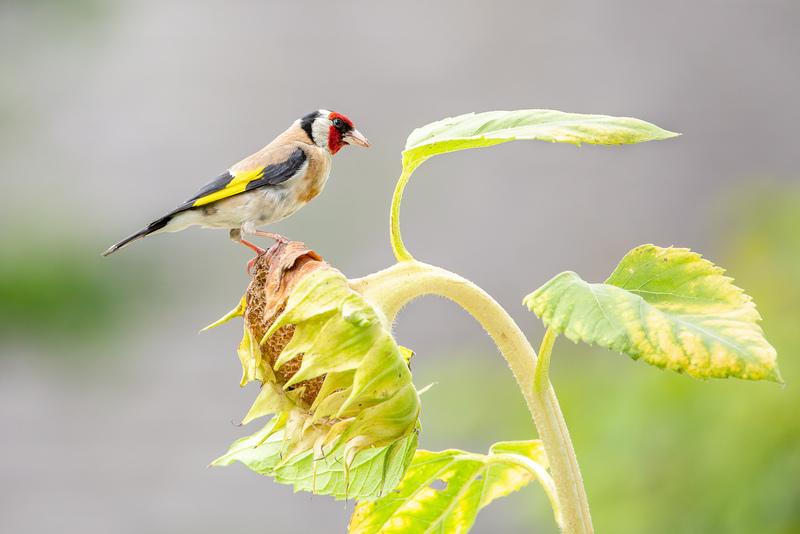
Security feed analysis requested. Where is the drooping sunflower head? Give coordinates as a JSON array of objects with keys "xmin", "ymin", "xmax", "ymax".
[{"xmin": 207, "ymin": 242, "xmax": 420, "ymax": 500}]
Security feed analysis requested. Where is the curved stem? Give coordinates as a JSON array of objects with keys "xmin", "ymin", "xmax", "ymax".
[
  {"xmin": 389, "ymin": 169, "xmax": 414, "ymax": 262},
  {"xmin": 350, "ymin": 260, "xmax": 593, "ymax": 533}
]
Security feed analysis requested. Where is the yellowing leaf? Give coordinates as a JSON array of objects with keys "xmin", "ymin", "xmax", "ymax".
[
  {"xmin": 349, "ymin": 441, "xmax": 549, "ymax": 534},
  {"xmin": 524, "ymin": 245, "xmax": 782, "ymax": 383}
]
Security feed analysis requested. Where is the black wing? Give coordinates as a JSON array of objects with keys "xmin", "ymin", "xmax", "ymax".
[{"xmin": 183, "ymin": 147, "xmax": 308, "ymax": 208}]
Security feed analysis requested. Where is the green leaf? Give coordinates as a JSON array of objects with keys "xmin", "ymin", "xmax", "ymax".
[
  {"xmin": 391, "ymin": 110, "xmax": 678, "ymax": 261},
  {"xmin": 348, "ymin": 441, "xmax": 549, "ymax": 534},
  {"xmin": 211, "ymin": 417, "xmax": 419, "ymax": 501},
  {"xmin": 524, "ymin": 245, "xmax": 782, "ymax": 383},
  {"xmin": 403, "ymin": 109, "xmax": 679, "ymax": 173}
]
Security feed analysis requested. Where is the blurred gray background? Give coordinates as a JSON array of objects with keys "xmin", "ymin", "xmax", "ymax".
[{"xmin": 2, "ymin": 1, "xmax": 799, "ymax": 533}]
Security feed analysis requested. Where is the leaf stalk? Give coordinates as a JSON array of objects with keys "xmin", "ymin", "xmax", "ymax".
[{"xmin": 389, "ymin": 168, "xmax": 414, "ymax": 262}]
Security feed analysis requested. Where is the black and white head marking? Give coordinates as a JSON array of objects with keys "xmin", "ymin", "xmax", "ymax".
[{"xmin": 298, "ymin": 109, "xmax": 332, "ymax": 148}]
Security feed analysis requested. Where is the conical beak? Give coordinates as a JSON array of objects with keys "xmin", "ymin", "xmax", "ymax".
[{"xmin": 344, "ymin": 128, "xmax": 370, "ymax": 148}]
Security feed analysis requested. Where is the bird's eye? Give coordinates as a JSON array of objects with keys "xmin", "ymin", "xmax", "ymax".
[{"xmin": 332, "ymin": 118, "xmax": 345, "ymax": 129}]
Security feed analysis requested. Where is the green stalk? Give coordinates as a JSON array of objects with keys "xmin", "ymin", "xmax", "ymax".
[
  {"xmin": 389, "ymin": 168, "xmax": 415, "ymax": 262},
  {"xmin": 350, "ymin": 260, "xmax": 593, "ymax": 533}
]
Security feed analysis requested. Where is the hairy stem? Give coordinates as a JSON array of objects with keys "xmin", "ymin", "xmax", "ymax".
[
  {"xmin": 389, "ymin": 168, "xmax": 414, "ymax": 262},
  {"xmin": 350, "ymin": 260, "xmax": 593, "ymax": 533}
]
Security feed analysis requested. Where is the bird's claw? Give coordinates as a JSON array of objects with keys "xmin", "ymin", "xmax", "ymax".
[
  {"xmin": 246, "ymin": 256, "xmax": 260, "ymax": 276},
  {"xmin": 246, "ymin": 239, "xmax": 289, "ymax": 277}
]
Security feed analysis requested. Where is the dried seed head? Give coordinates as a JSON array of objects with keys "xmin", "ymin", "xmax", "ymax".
[{"xmin": 243, "ymin": 245, "xmax": 328, "ymax": 407}]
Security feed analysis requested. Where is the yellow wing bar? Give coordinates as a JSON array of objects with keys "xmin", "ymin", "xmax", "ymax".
[{"xmin": 191, "ymin": 168, "xmax": 264, "ymax": 207}]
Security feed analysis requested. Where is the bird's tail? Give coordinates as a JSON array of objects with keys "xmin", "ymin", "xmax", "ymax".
[{"xmin": 101, "ymin": 215, "xmax": 172, "ymax": 256}]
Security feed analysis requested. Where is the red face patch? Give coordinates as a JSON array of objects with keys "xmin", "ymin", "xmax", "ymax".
[
  {"xmin": 328, "ymin": 126, "xmax": 344, "ymax": 154},
  {"xmin": 327, "ymin": 112, "xmax": 354, "ymax": 154}
]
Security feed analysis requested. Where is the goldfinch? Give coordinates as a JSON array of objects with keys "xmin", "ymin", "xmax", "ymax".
[{"xmin": 102, "ymin": 110, "xmax": 369, "ymax": 263}]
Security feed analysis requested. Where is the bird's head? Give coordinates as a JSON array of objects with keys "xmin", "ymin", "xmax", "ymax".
[{"xmin": 300, "ymin": 110, "xmax": 370, "ymax": 154}]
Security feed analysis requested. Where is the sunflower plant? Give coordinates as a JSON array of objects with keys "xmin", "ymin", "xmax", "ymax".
[{"xmin": 206, "ymin": 110, "xmax": 782, "ymax": 533}]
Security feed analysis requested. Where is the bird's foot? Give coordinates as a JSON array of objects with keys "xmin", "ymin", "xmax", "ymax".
[
  {"xmin": 252, "ymin": 231, "xmax": 290, "ymax": 244},
  {"xmin": 240, "ymin": 234, "xmax": 291, "ymax": 276},
  {"xmin": 239, "ymin": 239, "xmax": 267, "ymax": 275},
  {"xmin": 246, "ymin": 255, "xmax": 260, "ymax": 276}
]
